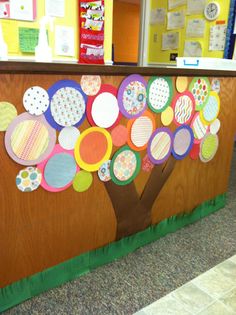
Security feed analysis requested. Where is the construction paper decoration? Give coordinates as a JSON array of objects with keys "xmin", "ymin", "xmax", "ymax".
[
  {"xmin": 172, "ymin": 125, "xmax": 194, "ymax": 160},
  {"xmin": 127, "ymin": 111, "xmax": 155, "ymax": 151},
  {"xmin": 147, "ymin": 77, "xmax": 173, "ymax": 113},
  {"xmin": 200, "ymin": 133, "xmax": 219, "ymax": 162},
  {"xmin": 0, "ymin": 102, "xmax": 17, "ymax": 131},
  {"xmin": 118, "ymin": 74, "xmax": 147, "ymax": 118},
  {"xmin": 189, "ymin": 77, "xmax": 210, "ymax": 111},
  {"xmin": 58, "ymin": 126, "xmax": 80, "ymax": 150},
  {"xmin": 16, "ymin": 167, "xmax": 42, "ymax": 192},
  {"xmin": 80, "ymin": 75, "xmax": 101, "ymax": 96},
  {"xmin": 211, "ymin": 78, "xmax": 220, "ymax": 94},
  {"xmin": 176, "ymin": 76, "xmax": 188, "ymax": 93},
  {"xmin": 37, "ymin": 144, "xmax": 79, "ymax": 192},
  {"xmin": 5, "ymin": 113, "xmax": 56, "ymax": 166},
  {"xmin": 111, "ymin": 125, "xmax": 128, "ymax": 147},
  {"xmin": 172, "ymin": 91, "xmax": 195, "ymax": 126},
  {"xmin": 190, "ymin": 143, "xmax": 200, "ymax": 160},
  {"xmin": 200, "ymin": 92, "xmax": 220, "ymax": 125},
  {"xmin": 98, "ymin": 160, "xmax": 111, "ymax": 182},
  {"xmin": 110, "ymin": 146, "xmax": 141, "ymax": 186},
  {"xmin": 161, "ymin": 106, "xmax": 174, "ymax": 126},
  {"xmin": 147, "ymin": 128, "xmax": 173, "ymax": 165},
  {"xmin": 75, "ymin": 127, "xmax": 112, "ymax": 172},
  {"xmin": 45, "ymin": 80, "xmax": 87, "ymax": 131},
  {"xmin": 142, "ymin": 154, "xmax": 154, "ymax": 172},
  {"xmin": 210, "ymin": 118, "xmax": 221, "ymax": 135},
  {"xmin": 23, "ymin": 86, "xmax": 49, "ymax": 116},
  {"xmin": 73, "ymin": 171, "xmax": 93, "ymax": 192},
  {"xmin": 86, "ymin": 84, "xmax": 121, "ymax": 129},
  {"xmin": 191, "ymin": 113, "xmax": 209, "ymax": 144}
]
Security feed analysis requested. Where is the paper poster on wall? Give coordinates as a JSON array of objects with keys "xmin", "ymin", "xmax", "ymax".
[
  {"xmin": 167, "ymin": 10, "xmax": 185, "ymax": 30},
  {"xmin": 150, "ymin": 8, "xmax": 166, "ymax": 25},
  {"xmin": 209, "ymin": 25, "xmax": 227, "ymax": 51},
  {"xmin": 168, "ymin": 0, "xmax": 186, "ymax": 10},
  {"xmin": 187, "ymin": 0, "xmax": 206, "ymax": 15},
  {"xmin": 9, "ymin": 0, "xmax": 36, "ymax": 21},
  {"xmin": 162, "ymin": 32, "xmax": 179, "ymax": 50},
  {"xmin": 19, "ymin": 28, "xmax": 40, "ymax": 53},
  {"xmin": 186, "ymin": 19, "xmax": 205, "ymax": 38},
  {"xmin": 45, "ymin": 0, "xmax": 65, "ymax": 17},
  {"xmin": 0, "ymin": 2, "xmax": 9, "ymax": 18},
  {"xmin": 184, "ymin": 41, "xmax": 202, "ymax": 56},
  {"xmin": 55, "ymin": 25, "xmax": 75, "ymax": 57}
]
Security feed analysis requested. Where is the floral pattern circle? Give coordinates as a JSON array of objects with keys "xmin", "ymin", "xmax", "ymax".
[
  {"xmin": 113, "ymin": 150, "xmax": 137, "ymax": 181},
  {"xmin": 122, "ymin": 81, "xmax": 146, "ymax": 116}
]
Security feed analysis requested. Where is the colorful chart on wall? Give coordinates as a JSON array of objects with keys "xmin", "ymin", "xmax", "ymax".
[
  {"xmin": 110, "ymin": 146, "xmax": 141, "ymax": 186},
  {"xmin": 74, "ymin": 127, "xmax": 112, "ymax": 172},
  {"xmin": 58, "ymin": 126, "xmax": 80, "ymax": 150},
  {"xmin": 16, "ymin": 167, "xmax": 42, "ymax": 192},
  {"xmin": 191, "ymin": 113, "xmax": 209, "ymax": 144},
  {"xmin": 161, "ymin": 106, "xmax": 174, "ymax": 126},
  {"xmin": 111, "ymin": 124, "xmax": 128, "ymax": 147},
  {"xmin": 189, "ymin": 77, "xmax": 210, "ymax": 111},
  {"xmin": 127, "ymin": 111, "xmax": 156, "ymax": 151},
  {"xmin": 172, "ymin": 92, "xmax": 195, "ymax": 126},
  {"xmin": 0, "ymin": 102, "xmax": 17, "ymax": 131},
  {"xmin": 117, "ymin": 74, "xmax": 147, "ymax": 118},
  {"xmin": 98, "ymin": 160, "xmax": 111, "ymax": 182},
  {"xmin": 147, "ymin": 76, "xmax": 173, "ymax": 113},
  {"xmin": 86, "ymin": 84, "xmax": 121, "ymax": 129},
  {"xmin": 147, "ymin": 128, "xmax": 173, "ymax": 165},
  {"xmin": 200, "ymin": 92, "xmax": 220, "ymax": 125},
  {"xmin": 80, "ymin": 75, "xmax": 102, "ymax": 96},
  {"xmin": 23, "ymin": 86, "xmax": 49, "ymax": 116},
  {"xmin": 45, "ymin": 80, "xmax": 87, "ymax": 131},
  {"xmin": 172, "ymin": 125, "xmax": 194, "ymax": 160},
  {"xmin": 5, "ymin": 113, "xmax": 56, "ymax": 166},
  {"xmin": 200, "ymin": 133, "xmax": 219, "ymax": 162},
  {"xmin": 176, "ymin": 77, "xmax": 188, "ymax": 93},
  {"xmin": 73, "ymin": 170, "xmax": 93, "ymax": 192}
]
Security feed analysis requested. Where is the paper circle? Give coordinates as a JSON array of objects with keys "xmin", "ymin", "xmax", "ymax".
[
  {"xmin": 58, "ymin": 126, "xmax": 80, "ymax": 150},
  {"xmin": 73, "ymin": 171, "xmax": 93, "ymax": 192},
  {"xmin": 172, "ymin": 125, "xmax": 194, "ymax": 160},
  {"xmin": 80, "ymin": 75, "xmax": 101, "ymax": 96},
  {"xmin": 5, "ymin": 113, "xmax": 56, "ymax": 166},
  {"xmin": 200, "ymin": 92, "xmax": 220, "ymax": 125},
  {"xmin": 147, "ymin": 76, "xmax": 173, "ymax": 113},
  {"xmin": 189, "ymin": 77, "xmax": 210, "ymax": 111},
  {"xmin": 98, "ymin": 160, "xmax": 111, "ymax": 182},
  {"xmin": 161, "ymin": 106, "xmax": 174, "ymax": 126},
  {"xmin": 16, "ymin": 167, "xmax": 42, "ymax": 192},
  {"xmin": 110, "ymin": 146, "xmax": 141, "ymax": 185},
  {"xmin": 200, "ymin": 134, "xmax": 219, "ymax": 162},
  {"xmin": 210, "ymin": 118, "xmax": 221, "ymax": 135},
  {"xmin": 190, "ymin": 143, "xmax": 200, "ymax": 160},
  {"xmin": 211, "ymin": 78, "xmax": 220, "ymax": 94},
  {"xmin": 147, "ymin": 128, "xmax": 173, "ymax": 165},
  {"xmin": 45, "ymin": 80, "xmax": 87, "ymax": 131},
  {"xmin": 118, "ymin": 74, "xmax": 147, "ymax": 118},
  {"xmin": 176, "ymin": 77, "xmax": 188, "ymax": 93},
  {"xmin": 0, "ymin": 102, "xmax": 17, "ymax": 131},
  {"xmin": 111, "ymin": 125, "xmax": 128, "ymax": 147},
  {"xmin": 172, "ymin": 91, "xmax": 195, "ymax": 126},
  {"xmin": 191, "ymin": 113, "xmax": 209, "ymax": 144},
  {"xmin": 142, "ymin": 154, "xmax": 154, "ymax": 172},
  {"xmin": 75, "ymin": 127, "xmax": 112, "ymax": 171},
  {"xmin": 23, "ymin": 86, "xmax": 49, "ymax": 116}
]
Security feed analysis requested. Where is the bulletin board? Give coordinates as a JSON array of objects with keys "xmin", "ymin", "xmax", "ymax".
[{"xmin": 148, "ymin": 0, "xmax": 231, "ymax": 64}]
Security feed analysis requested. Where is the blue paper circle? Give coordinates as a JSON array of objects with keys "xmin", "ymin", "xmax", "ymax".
[
  {"xmin": 44, "ymin": 80, "xmax": 87, "ymax": 131},
  {"xmin": 44, "ymin": 153, "xmax": 77, "ymax": 188},
  {"xmin": 172, "ymin": 125, "xmax": 194, "ymax": 160}
]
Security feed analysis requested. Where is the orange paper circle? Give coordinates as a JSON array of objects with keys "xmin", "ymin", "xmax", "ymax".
[{"xmin": 111, "ymin": 124, "xmax": 128, "ymax": 147}]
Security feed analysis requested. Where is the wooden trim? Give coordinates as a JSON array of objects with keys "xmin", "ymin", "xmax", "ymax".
[{"xmin": 0, "ymin": 61, "xmax": 236, "ymax": 76}]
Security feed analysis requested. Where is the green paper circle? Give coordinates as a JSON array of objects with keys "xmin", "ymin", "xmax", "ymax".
[
  {"xmin": 189, "ymin": 77, "xmax": 210, "ymax": 111},
  {"xmin": 147, "ymin": 76, "xmax": 173, "ymax": 113},
  {"xmin": 73, "ymin": 171, "xmax": 93, "ymax": 192},
  {"xmin": 110, "ymin": 145, "xmax": 141, "ymax": 186}
]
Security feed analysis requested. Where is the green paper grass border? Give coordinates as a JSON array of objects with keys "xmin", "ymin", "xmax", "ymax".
[{"xmin": 0, "ymin": 193, "xmax": 226, "ymax": 313}]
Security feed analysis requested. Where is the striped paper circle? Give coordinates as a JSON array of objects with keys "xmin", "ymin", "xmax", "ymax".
[
  {"xmin": 131, "ymin": 116, "xmax": 153, "ymax": 148},
  {"xmin": 191, "ymin": 113, "xmax": 209, "ymax": 143},
  {"xmin": 173, "ymin": 92, "xmax": 195, "ymax": 126},
  {"xmin": 148, "ymin": 128, "xmax": 173, "ymax": 164}
]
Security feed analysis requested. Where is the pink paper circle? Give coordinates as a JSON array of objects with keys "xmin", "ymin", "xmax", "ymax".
[{"xmin": 111, "ymin": 125, "xmax": 128, "ymax": 147}]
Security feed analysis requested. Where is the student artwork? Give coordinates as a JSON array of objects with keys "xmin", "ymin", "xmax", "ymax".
[
  {"xmin": 0, "ymin": 0, "xmax": 37, "ymax": 21},
  {"xmin": 172, "ymin": 91, "xmax": 195, "ymax": 125}
]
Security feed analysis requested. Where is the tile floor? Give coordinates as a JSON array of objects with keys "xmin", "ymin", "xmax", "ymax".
[{"xmin": 135, "ymin": 255, "xmax": 236, "ymax": 315}]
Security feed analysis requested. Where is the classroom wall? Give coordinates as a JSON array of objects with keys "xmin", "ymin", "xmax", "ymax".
[{"xmin": 113, "ymin": 0, "xmax": 140, "ymax": 63}]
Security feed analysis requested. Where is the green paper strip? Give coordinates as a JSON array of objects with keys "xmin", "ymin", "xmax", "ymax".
[{"xmin": 0, "ymin": 193, "xmax": 226, "ymax": 312}]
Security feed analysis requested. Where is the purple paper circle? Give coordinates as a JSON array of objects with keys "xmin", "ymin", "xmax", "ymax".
[
  {"xmin": 44, "ymin": 80, "xmax": 87, "ymax": 131},
  {"xmin": 117, "ymin": 74, "xmax": 147, "ymax": 119},
  {"xmin": 172, "ymin": 125, "xmax": 194, "ymax": 160},
  {"xmin": 5, "ymin": 112, "xmax": 56, "ymax": 166},
  {"xmin": 147, "ymin": 127, "xmax": 173, "ymax": 165}
]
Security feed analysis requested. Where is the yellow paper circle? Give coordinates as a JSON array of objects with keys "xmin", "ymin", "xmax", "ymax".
[
  {"xmin": 176, "ymin": 77, "xmax": 188, "ymax": 93},
  {"xmin": 161, "ymin": 106, "xmax": 174, "ymax": 126},
  {"xmin": 0, "ymin": 102, "xmax": 17, "ymax": 131}
]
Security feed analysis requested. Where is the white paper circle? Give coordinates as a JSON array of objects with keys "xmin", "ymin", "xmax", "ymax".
[
  {"xmin": 23, "ymin": 86, "xmax": 49, "ymax": 116},
  {"xmin": 210, "ymin": 119, "xmax": 221, "ymax": 135},
  {"xmin": 131, "ymin": 116, "xmax": 153, "ymax": 148},
  {"xmin": 58, "ymin": 126, "xmax": 80, "ymax": 150},
  {"xmin": 91, "ymin": 92, "xmax": 119, "ymax": 128}
]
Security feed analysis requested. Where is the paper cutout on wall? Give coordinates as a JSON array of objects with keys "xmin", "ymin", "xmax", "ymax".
[
  {"xmin": 142, "ymin": 154, "xmax": 154, "ymax": 172},
  {"xmin": 23, "ymin": 86, "xmax": 49, "ymax": 116},
  {"xmin": 150, "ymin": 8, "xmax": 166, "ymax": 25},
  {"xmin": 16, "ymin": 167, "xmax": 42, "ymax": 192},
  {"xmin": 186, "ymin": 19, "xmax": 205, "ymax": 38},
  {"xmin": 167, "ymin": 10, "xmax": 185, "ymax": 30},
  {"xmin": 176, "ymin": 77, "xmax": 188, "ymax": 93},
  {"xmin": 98, "ymin": 160, "xmax": 111, "ymax": 182},
  {"xmin": 211, "ymin": 78, "xmax": 220, "ymax": 94},
  {"xmin": 19, "ymin": 27, "xmax": 40, "ymax": 53},
  {"xmin": 172, "ymin": 91, "xmax": 195, "ymax": 126},
  {"xmin": 184, "ymin": 41, "xmax": 202, "ymax": 57},
  {"xmin": 200, "ymin": 92, "xmax": 220, "ymax": 125},
  {"xmin": 200, "ymin": 134, "xmax": 219, "ymax": 162},
  {"xmin": 168, "ymin": 0, "xmax": 187, "ymax": 10},
  {"xmin": 172, "ymin": 125, "xmax": 194, "ymax": 160},
  {"xmin": 9, "ymin": 0, "xmax": 37, "ymax": 21},
  {"xmin": 80, "ymin": 75, "xmax": 102, "ymax": 96},
  {"xmin": 55, "ymin": 26, "xmax": 75, "ymax": 57},
  {"xmin": 0, "ymin": 102, "xmax": 17, "ymax": 131},
  {"xmin": 73, "ymin": 170, "xmax": 93, "ymax": 192},
  {"xmin": 161, "ymin": 106, "xmax": 174, "ymax": 126},
  {"xmin": 189, "ymin": 77, "xmax": 210, "ymax": 111},
  {"xmin": 209, "ymin": 25, "xmax": 227, "ymax": 51},
  {"xmin": 190, "ymin": 143, "xmax": 200, "ymax": 160},
  {"xmin": 210, "ymin": 119, "xmax": 221, "ymax": 135},
  {"xmin": 58, "ymin": 126, "xmax": 80, "ymax": 150},
  {"xmin": 0, "ymin": 2, "xmax": 9, "ymax": 18},
  {"xmin": 162, "ymin": 32, "xmax": 179, "ymax": 50},
  {"xmin": 111, "ymin": 125, "xmax": 128, "ymax": 147},
  {"xmin": 187, "ymin": 0, "xmax": 206, "ymax": 15},
  {"xmin": 191, "ymin": 113, "xmax": 209, "ymax": 143}
]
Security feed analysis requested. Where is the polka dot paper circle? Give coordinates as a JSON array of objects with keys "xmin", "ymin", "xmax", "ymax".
[
  {"xmin": 191, "ymin": 113, "xmax": 209, "ymax": 144},
  {"xmin": 16, "ymin": 167, "xmax": 42, "ymax": 192},
  {"xmin": 200, "ymin": 134, "xmax": 219, "ymax": 163},
  {"xmin": 58, "ymin": 126, "xmax": 80, "ymax": 150},
  {"xmin": 147, "ymin": 128, "xmax": 173, "ymax": 165},
  {"xmin": 73, "ymin": 171, "xmax": 93, "ymax": 192},
  {"xmin": 147, "ymin": 77, "xmax": 173, "ymax": 113},
  {"xmin": 98, "ymin": 160, "xmax": 111, "ymax": 182},
  {"xmin": 189, "ymin": 77, "xmax": 210, "ymax": 111},
  {"xmin": 0, "ymin": 102, "xmax": 17, "ymax": 131},
  {"xmin": 172, "ymin": 125, "xmax": 194, "ymax": 160},
  {"xmin": 110, "ymin": 146, "xmax": 141, "ymax": 186},
  {"xmin": 111, "ymin": 125, "xmax": 128, "ymax": 147},
  {"xmin": 161, "ymin": 106, "xmax": 174, "ymax": 126},
  {"xmin": 200, "ymin": 92, "xmax": 220, "ymax": 125},
  {"xmin": 176, "ymin": 76, "xmax": 188, "ymax": 93},
  {"xmin": 118, "ymin": 74, "xmax": 147, "ymax": 118},
  {"xmin": 172, "ymin": 91, "xmax": 195, "ymax": 126},
  {"xmin": 80, "ymin": 75, "xmax": 101, "ymax": 96},
  {"xmin": 23, "ymin": 86, "xmax": 49, "ymax": 116}
]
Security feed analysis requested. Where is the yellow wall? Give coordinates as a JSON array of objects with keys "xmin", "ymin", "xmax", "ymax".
[
  {"xmin": 113, "ymin": 0, "xmax": 140, "ymax": 63},
  {"xmin": 148, "ymin": 0, "xmax": 231, "ymax": 64},
  {"xmin": 104, "ymin": 0, "xmax": 113, "ymax": 63}
]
